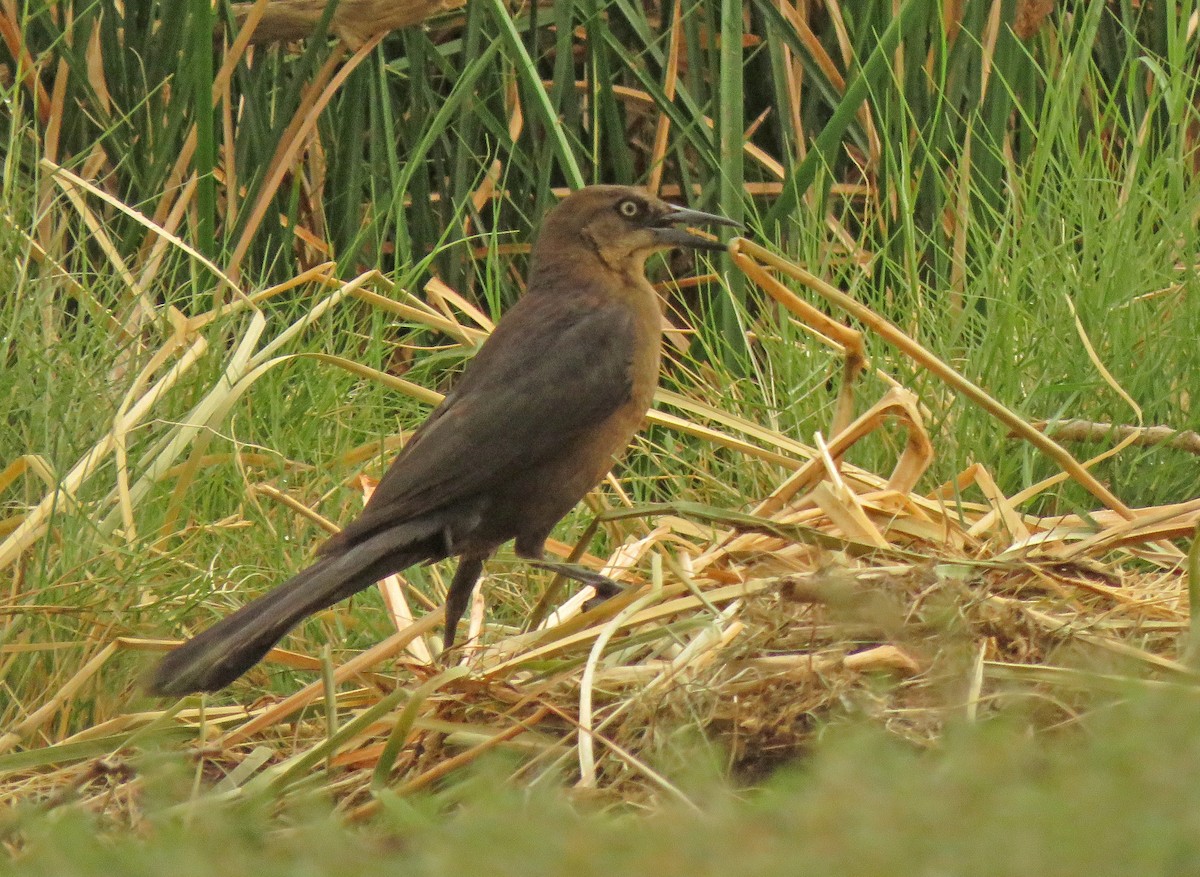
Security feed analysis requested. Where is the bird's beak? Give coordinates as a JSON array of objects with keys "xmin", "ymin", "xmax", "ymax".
[{"xmin": 653, "ymin": 205, "xmax": 743, "ymax": 252}]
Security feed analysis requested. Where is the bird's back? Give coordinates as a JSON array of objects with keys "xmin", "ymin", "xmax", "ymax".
[{"xmin": 323, "ymin": 281, "xmax": 649, "ymax": 559}]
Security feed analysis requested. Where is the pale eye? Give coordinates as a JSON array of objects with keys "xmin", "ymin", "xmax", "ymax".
[{"xmin": 617, "ymin": 199, "xmax": 641, "ymax": 219}]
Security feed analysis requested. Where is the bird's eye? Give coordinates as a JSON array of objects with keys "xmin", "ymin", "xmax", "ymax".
[{"xmin": 616, "ymin": 199, "xmax": 642, "ymax": 219}]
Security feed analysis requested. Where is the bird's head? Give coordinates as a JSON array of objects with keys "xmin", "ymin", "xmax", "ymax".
[{"xmin": 531, "ymin": 185, "xmax": 741, "ymax": 278}]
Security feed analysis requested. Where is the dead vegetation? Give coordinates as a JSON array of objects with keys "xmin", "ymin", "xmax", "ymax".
[{"xmin": 2, "ymin": 232, "xmax": 1196, "ymax": 824}]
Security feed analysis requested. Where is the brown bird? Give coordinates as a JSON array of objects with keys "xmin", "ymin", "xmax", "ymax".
[{"xmin": 148, "ymin": 185, "xmax": 738, "ymax": 696}]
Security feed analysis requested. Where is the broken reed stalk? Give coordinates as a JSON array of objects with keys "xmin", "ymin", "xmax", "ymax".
[{"xmin": 728, "ymin": 237, "xmax": 1136, "ymax": 520}]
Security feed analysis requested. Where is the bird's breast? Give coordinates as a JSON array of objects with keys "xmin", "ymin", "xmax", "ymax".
[{"xmin": 628, "ymin": 281, "xmax": 665, "ymax": 410}]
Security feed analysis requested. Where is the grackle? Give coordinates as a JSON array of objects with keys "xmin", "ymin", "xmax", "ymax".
[{"xmin": 148, "ymin": 185, "xmax": 739, "ymax": 696}]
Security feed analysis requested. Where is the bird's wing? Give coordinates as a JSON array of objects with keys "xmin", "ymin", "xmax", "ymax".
[{"xmin": 331, "ymin": 291, "xmax": 640, "ymax": 547}]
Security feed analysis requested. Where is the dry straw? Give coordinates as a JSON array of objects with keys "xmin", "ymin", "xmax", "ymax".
[{"xmin": 2, "ymin": 231, "xmax": 1197, "ymax": 820}]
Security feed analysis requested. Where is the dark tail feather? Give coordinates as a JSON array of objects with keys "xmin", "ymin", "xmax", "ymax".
[{"xmin": 147, "ymin": 536, "xmax": 432, "ymax": 697}]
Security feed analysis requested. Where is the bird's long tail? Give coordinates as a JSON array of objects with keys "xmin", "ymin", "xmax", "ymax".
[{"xmin": 147, "ymin": 534, "xmax": 432, "ymax": 697}]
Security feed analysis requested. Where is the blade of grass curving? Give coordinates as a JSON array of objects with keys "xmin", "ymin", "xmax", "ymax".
[
  {"xmin": 549, "ymin": 0, "xmax": 583, "ymax": 148},
  {"xmin": 0, "ymin": 728, "xmax": 195, "ymax": 776},
  {"xmin": 377, "ymin": 41, "xmax": 502, "ymax": 269},
  {"xmin": 584, "ymin": 1, "xmax": 634, "ymax": 184},
  {"xmin": 482, "ymin": 0, "xmax": 584, "ymax": 189},
  {"xmin": 188, "ymin": 0, "xmax": 216, "ymax": 258},
  {"xmin": 325, "ymin": 44, "xmax": 377, "ymax": 268},
  {"xmin": 646, "ymin": 0, "xmax": 683, "ymax": 195},
  {"xmin": 609, "ymin": 0, "xmax": 719, "ymax": 137},
  {"xmin": 759, "ymin": 5, "xmax": 803, "ymax": 174},
  {"xmin": 371, "ymin": 665, "xmax": 470, "ymax": 790},
  {"xmin": 717, "ymin": 0, "xmax": 746, "ymax": 345},
  {"xmin": 235, "ymin": 684, "xmax": 417, "ymax": 797},
  {"xmin": 40, "ymin": 158, "xmax": 240, "ymax": 294},
  {"xmin": 227, "ymin": 40, "xmax": 355, "ymax": 274},
  {"xmin": 596, "ymin": 20, "xmax": 720, "ymax": 176},
  {"xmin": 763, "ymin": 0, "xmax": 931, "ymax": 229},
  {"xmin": 219, "ymin": 611, "xmax": 444, "ymax": 747},
  {"xmin": 447, "ymin": 2, "xmax": 491, "ymax": 285}
]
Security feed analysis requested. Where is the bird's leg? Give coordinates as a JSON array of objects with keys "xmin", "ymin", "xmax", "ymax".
[
  {"xmin": 528, "ymin": 559, "xmax": 628, "ymax": 610},
  {"xmin": 443, "ymin": 553, "xmax": 485, "ymax": 650}
]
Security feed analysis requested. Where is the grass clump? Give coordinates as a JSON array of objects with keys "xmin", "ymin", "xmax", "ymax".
[{"xmin": 8, "ymin": 692, "xmax": 1200, "ymax": 875}]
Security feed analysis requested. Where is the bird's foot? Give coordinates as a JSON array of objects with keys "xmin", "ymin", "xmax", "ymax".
[{"xmin": 530, "ymin": 560, "xmax": 627, "ymax": 610}]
